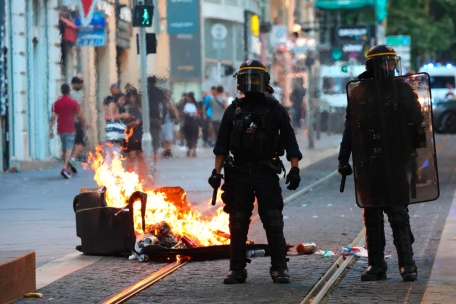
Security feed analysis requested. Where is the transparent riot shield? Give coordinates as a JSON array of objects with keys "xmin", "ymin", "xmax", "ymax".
[{"xmin": 346, "ymin": 73, "xmax": 439, "ymax": 208}]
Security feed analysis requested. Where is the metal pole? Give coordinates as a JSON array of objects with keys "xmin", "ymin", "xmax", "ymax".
[
  {"xmin": 217, "ymin": 46, "xmax": 222, "ymax": 84},
  {"xmin": 139, "ymin": 27, "xmax": 151, "ymax": 153}
]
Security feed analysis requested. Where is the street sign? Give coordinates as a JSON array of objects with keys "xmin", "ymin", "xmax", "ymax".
[
  {"xmin": 211, "ymin": 23, "xmax": 228, "ymax": 40},
  {"xmin": 76, "ymin": 27, "xmax": 106, "ymax": 47},
  {"xmin": 386, "ymin": 35, "xmax": 411, "ymax": 46},
  {"xmin": 78, "ymin": 0, "xmax": 98, "ymax": 27}
]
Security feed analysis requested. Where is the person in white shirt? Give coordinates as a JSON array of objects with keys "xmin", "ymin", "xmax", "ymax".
[{"xmin": 183, "ymin": 92, "xmax": 200, "ymax": 157}]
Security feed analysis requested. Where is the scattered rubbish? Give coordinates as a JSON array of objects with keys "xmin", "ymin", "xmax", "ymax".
[
  {"xmin": 452, "ymin": 237, "xmax": 456, "ymax": 241},
  {"xmin": 215, "ymin": 230, "xmax": 230, "ymax": 239},
  {"xmin": 296, "ymin": 243, "xmax": 317, "ymax": 255},
  {"xmin": 283, "ymin": 215, "xmax": 289, "ymax": 219},
  {"xmin": 327, "ymin": 204, "xmax": 333, "ymax": 207},
  {"xmin": 312, "ymin": 215, "xmax": 319, "ymax": 218},
  {"xmin": 339, "ymin": 246, "xmax": 368, "ymax": 257},
  {"xmin": 181, "ymin": 236, "xmax": 197, "ymax": 248},
  {"xmin": 138, "ymin": 254, "xmax": 149, "ymax": 262},
  {"xmin": 341, "ymin": 232, "xmax": 348, "ymax": 236},
  {"xmin": 385, "ymin": 255, "xmax": 392, "ymax": 259},
  {"xmin": 414, "ymin": 215, "xmax": 421, "ymax": 217},
  {"xmin": 128, "ymin": 253, "xmax": 138, "ymax": 260},
  {"xmin": 302, "ymin": 204, "xmax": 307, "ymax": 207},
  {"xmin": 23, "ymin": 293, "xmax": 43, "ymax": 298},
  {"xmin": 350, "ymin": 208, "xmax": 353, "ymax": 210},
  {"xmin": 341, "ymin": 215, "xmax": 345, "ymax": 217},
  {"xmin": 316, "ymin": 249, "xmax": 335, "ymax": 257},
  {"xmin": 246, "ymin": 249, "xmax": 266, "ymax": 257}
]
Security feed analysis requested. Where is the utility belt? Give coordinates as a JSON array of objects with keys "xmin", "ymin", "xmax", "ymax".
[{"xmin": 229, "ymin": 157, "xmax": 286, "ymax": 176}]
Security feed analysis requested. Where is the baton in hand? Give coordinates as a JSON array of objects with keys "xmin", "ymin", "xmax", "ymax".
[
  {"xmin": 340, "ymin": 175, "xmax": 346, "ymax": 193},
  {"xmin": 211, "ymin": 188, "xmax": 218, "ymax": 206}
]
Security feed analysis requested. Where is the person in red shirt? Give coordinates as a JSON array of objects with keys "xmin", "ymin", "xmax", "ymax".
[{"xmin": 49, "ymin": 84, "xmax": 87, "ymax": 178}]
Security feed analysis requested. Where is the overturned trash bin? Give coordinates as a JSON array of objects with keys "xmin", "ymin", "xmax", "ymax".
[{"xmin": 73, "ymin": 187, "xmax": 147, "ymax": 256}]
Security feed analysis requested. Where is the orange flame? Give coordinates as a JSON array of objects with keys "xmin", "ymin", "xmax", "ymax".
[{"xmin": 83, "ymin": 145, "xmax": 230, "ymax": 246}]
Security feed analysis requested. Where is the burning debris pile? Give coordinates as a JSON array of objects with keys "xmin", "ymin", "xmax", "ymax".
[{"xmin": 76, "ymin": 146, "xmax": 232, "ymax": 258}]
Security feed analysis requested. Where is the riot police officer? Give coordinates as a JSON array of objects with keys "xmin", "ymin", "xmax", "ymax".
[
  {"xmin": 338, "ymin": 45, "xmax": 423, "ymax": 282},
  {"xmin": 208, "ymin": 60, "xmax": 302, "ymax": 284}
]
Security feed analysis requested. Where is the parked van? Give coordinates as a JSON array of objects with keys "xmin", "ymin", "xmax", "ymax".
[{"xmin": 418, "ymin": 64, "xmax": 456, "ymax": 100}]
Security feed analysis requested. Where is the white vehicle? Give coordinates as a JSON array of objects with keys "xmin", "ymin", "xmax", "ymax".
[
  {"xmin": 317, "ymin": 63, "xmax": 365, "ymax": 133},
  {"xmin": 418, "ymin": 63, "xmax": 456, "ymax": 100},
  {"xmin": 319, "ymin": 63, "xmax": 365, "ymax": 111}
]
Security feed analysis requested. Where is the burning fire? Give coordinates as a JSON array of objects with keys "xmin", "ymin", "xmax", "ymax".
[{"xmin": 83, "ymin": 145, "xmax": 230, "ymax": 246}]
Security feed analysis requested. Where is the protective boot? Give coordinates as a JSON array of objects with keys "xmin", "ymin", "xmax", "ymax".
[
  {"xmin": 388, "ymin": 206, "xmax": 418, "ymax": 282},
  {"xmin": 361, "ymin": 210, "xmax": 387, "ymax": 281},
  {"xmin": 261, "ymin": 210, "xmax": 290, "ymax": 284},
  {"xmin": 224, "ymin": 211, "xmax": 250, "ymax": 284},
  {"xmin": 392, "ymin": 223, "xmax": 417, "ymax": 281}
]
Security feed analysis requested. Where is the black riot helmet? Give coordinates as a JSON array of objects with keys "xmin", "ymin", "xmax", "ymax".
[
  {"xmin": 236, "ymin": 60, "xmax": 273, "ymax": 93},
  {"xmin": 365, "ymin": 45, "xmax": 402, "ymax": 79}
]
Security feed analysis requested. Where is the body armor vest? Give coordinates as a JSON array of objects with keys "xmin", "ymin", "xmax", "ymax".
[{"xmin": 229, "ymin": 99, "xmax": 284, "ymax": 161}]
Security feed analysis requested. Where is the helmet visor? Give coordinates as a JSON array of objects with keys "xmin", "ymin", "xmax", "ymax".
[
  {"xmin": 237, "ymin": 70, "xmax": 267, "ymax": 92},
  {"xmin": 372, "ymin": 56, "xmax": 402, "ymax": 78}
]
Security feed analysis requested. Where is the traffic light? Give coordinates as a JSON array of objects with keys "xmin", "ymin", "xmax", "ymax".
[
  {"xmin": 331, "ymin": 46, "xmax": 342, "ymax": 61},
  {"xmin": 136, "ymin": 33, "xmax": 157, "ymax": 54},
  {"xmin": 132, "ymin": 5, "xmax": 154, "ymax": 27},
  {"xmin": 341, "ymin": 65, "xmax": 348, "ymax": 73}
]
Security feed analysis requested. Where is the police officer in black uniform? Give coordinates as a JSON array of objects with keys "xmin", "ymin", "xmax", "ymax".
[
  {"xmin": 208, "ymin": 60, "xmax": 302, "ymax": 284},
  {"xmin": 338, "ymin": 45, "xmax": 420, "ymax": 282}
]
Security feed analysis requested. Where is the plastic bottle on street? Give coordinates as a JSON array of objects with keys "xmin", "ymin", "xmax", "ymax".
[{"xmin": 245, "ymin": 249, "xmax": 266, "ymax": 257}]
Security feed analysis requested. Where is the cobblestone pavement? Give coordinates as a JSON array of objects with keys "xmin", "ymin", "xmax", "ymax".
[{"xmin": 321, "ymin": 134, "xmax": 456, "ymax": 304}]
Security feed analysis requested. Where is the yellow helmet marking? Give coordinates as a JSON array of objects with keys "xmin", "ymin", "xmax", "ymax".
[
  {"xmin": 239, "ymin": 67, "xmax": 268, "ymax": 71},
  {"xmin": 366, "ymin": 52, "xmax": 396, "ymax": 59}
]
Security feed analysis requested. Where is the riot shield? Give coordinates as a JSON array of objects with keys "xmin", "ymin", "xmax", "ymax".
[{"xmin": 346, "ymin": 73, "xmax": 439, "ymax": 208}]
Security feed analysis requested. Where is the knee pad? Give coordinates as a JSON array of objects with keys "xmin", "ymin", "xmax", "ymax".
[
  {"xmin": 363, "ymin": 208, "xmax": 384, "ymax": 228},
  {"xmin": 387, "ymin": 207, "xmax": 409, "ymax": 230},
  {"xmin": 260, "ymin": 209, "xmax": 284, "ymax": 235},
  {"xmin": 229, "ymin": 211, "xmax": 251, "ymax": 234}
]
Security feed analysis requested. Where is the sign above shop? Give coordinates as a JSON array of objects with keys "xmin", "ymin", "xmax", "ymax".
[
  {"xmin": 78, "ymin": 0, "xmax": 99, "ymax": 27},
  {"xmin": 76, "ymin": 27, "xmax": 106, "ymax": 47}
]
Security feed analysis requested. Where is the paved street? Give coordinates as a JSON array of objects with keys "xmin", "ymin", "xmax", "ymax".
[{"xmin": 2, "ymin": 133, "xmax": 456, "ymax": 303}]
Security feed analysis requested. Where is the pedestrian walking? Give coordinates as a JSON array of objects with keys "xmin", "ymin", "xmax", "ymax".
[
  {"xmin": 202, "ymin": 87, "xmax": 216, "ymax": 147},
  {"xmin": 337, "ymin": 45, "xmax": 437, "ymax": 282},
  {"xmin": 147, "ymin": 76, "xmax": 167, "ymax": 162},
  {"xmin": 290, "ymin": 79, "xmax": 306, "ymax": 129},
  {"xmin": 208, "ymin": 60, "xmax": 302, "ymax": 284},
  {"xmin": 124, "ymin": 90, "xmax": 146, "ymax": 180},
  {"xmin": 69, "ymin": 76, "xmax": 86, "ymax": 172},
  {"xmin": 211, "ymin": 85, "xmax": 228, "ymax": 140},
  {"xmin": 49, "ymin": 84, "xmax": 88, "ymax": 179},
  {"xmin": 183, "ymin": 92, "xmax": 199, "ymax": 157},
  {"xmin": 160, "ymin": 90, "xmax": 180, "ymax": 158}
]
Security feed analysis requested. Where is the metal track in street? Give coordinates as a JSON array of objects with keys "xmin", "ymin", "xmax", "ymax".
[
  {"xmin": 99, "ymin": 170, "xmax": 341, "ymax": 304},
  {"xmin": 299, "ymin": 228, "xmax": 366, "ymax": 304},
  {"xmin": 99, "ymin": 256, "xmax": 191, "ymax": 304}
]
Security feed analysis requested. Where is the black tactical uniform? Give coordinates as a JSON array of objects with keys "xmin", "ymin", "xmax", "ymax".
[
  {"xmin": 338, "ymin": 45, "xmax": 420, "ymax": 282},
  {"xmin": 209, "ymin": 60, "xmax": 302, "ymax": 284}
]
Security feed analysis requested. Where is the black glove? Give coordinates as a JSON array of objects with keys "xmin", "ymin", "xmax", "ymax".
[
  {"xmin": 338, "ymin": 162, "xmax": 353, "ymax": 176},
  {"xmin": 286, "ymin": 167, "xmax": 301, "ymax": 190},
  {"xmin": 208, "ymin": 169, "xmax": 223, "ymax": 189}
]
